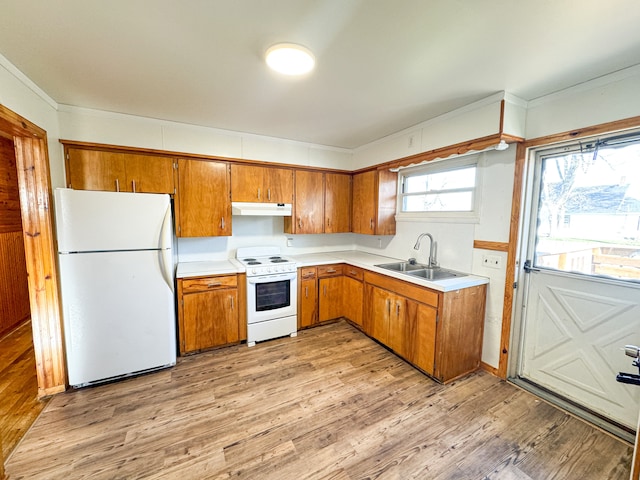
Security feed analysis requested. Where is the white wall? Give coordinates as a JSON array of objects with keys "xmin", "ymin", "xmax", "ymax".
[{"xmin": 0, "ymin": 55, "xmax": 63, "ymax": 187}]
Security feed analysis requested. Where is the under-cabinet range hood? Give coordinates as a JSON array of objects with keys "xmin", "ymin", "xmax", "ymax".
[{"xmin": 231, "ymin": 202, "xmax": 292, "ymax": 216}]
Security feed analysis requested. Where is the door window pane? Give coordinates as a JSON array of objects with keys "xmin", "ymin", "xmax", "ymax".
[{"xmin": 534, "ymin": 136, "xmax": 640, "ymax": 282}]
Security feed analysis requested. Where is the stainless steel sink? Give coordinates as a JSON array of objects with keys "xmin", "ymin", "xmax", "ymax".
[
  {"xmin": 375, "ymin": 262, "xmax": 428, "ymax": 272},
  {"xmin": 375, "ymin": 262, "xmax": 467, "ymax": 281},
  {"xmin": 405, "ymin": 268, "xmax": 465, "ymax": 281}
]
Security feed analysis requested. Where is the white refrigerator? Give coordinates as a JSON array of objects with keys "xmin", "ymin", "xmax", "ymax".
[{"xmin": 54, "ymin": 188, "xmax": 177, "ymax": 387}]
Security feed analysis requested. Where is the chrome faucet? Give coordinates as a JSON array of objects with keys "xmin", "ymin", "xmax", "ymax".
[{"xmin": 414, "ymin": 233, "xmax": 438, "ymax": 267}]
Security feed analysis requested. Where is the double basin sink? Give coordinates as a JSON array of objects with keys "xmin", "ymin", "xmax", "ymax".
[{"xmin": 375, "ymin": 262, "xmax": 466, "ymax": 281}]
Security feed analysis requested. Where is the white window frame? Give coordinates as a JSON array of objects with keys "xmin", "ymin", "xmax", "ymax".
[{"xmin": 396, "ymin": 155, "xmax": 482, "ymax": 223}]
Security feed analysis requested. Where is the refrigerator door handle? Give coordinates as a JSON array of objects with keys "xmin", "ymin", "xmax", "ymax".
[{"xmin": 158, "ymin": 206, "xmax": 174, "ymax": 293}]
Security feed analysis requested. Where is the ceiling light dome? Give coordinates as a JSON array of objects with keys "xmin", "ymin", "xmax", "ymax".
[{"xmin": 265, "ymin": 43, "xmax": 315, "ymax": 75}]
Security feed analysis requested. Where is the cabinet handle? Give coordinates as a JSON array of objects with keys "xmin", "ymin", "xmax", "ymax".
[
  {"xmin": 221, "ymin": 217, "xmax": 225, "ymax": 230},
  {"xmin": 267, "ymin": 188, "xmax": 271, "ymax": 200},
  {"xmin": 298, "ymin": 218, "xmax": 302, "ymax": 228},
  {"xmin": 305, "ymin": 286, "xmax": 308, "ymax": 298},
  {"xmin": 115, "ymin": 178, "xmax": 120, "ymax": 192},
  {"xmin": 207, "ymin": 282, "xmax": 222, "ymax": 288},
  {"xmin": 327, "ymin": 217, "xmax": 331, "ymax": 228},
  {"xmin": 257, "ymin": 188, "xmax": 261, "ymax": 200},
  {"xmin": 396, "ymin": 302, "xmax": 400, "ymax": 316},
  {"xmin": 324, "ymin": 285, "xmax": 327, "ymax": 296},
  {"xmin": 132, "ymin": 179, "xmax": 136, "ymax": 193},
  {"xmin": 230, "ymin": 296, "xmax": 234, "ymax": 310},
  {"xmin": 326, "ymin": 269, "xmax": 336, "ymax": 274},
  {"xmin": 349, "ymin": 270, "xmax": 357, "ymax": 276},
  {"xmin": 386, "ymin": 298, "xmax": 390, "ymax": 317},
  {"xmin": 370, "ymin": 218, "xmax": 374, "ymax": 230}
]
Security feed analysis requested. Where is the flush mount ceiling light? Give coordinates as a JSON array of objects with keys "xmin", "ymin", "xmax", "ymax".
[{"xmin": 265, "ymin": 43, "xmax": 315, "ymax": 75}]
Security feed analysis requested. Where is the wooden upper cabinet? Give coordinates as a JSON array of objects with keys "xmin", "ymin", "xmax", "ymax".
[
  {"xmin": 123, "ymin": 154, "xmax": 175, "ymax": 194},
  {"xmin": 176, "ymin": 159, "xmax": 231, "ymax": 237},
  {"xmin": 351, "ymin": 169, "xmax": 397, "ymax": 235},
  {"xmin": 230, "ymin": 164, "xmax": 293, "ymax": 204},
  {"xmin": 65, "ymin": 147, "xmax": 175, "ymax": 194},
  {"xmin": 324, "ymin": 172, "xmax": 351, "ymax": 233},
  {"xmin": 66, "ymin": 148, "xmax": 126, "ymax": 192},
  {"xmin": 285, "ymin": 170, "xmax": 324, "ymax": 234}
]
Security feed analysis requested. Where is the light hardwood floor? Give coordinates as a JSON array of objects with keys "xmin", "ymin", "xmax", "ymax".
[
  {"xmin": 5, "ymin": 321, "xmax": 633, "ymax": 479},
  {"xmin": 0, "ymin": 320, "xmax": 49, "ymax": 458}
]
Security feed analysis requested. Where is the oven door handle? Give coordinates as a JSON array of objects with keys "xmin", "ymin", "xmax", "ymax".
[{"xmin": 247, "ymin": 272, "xmax": 298, "ymax": 284}]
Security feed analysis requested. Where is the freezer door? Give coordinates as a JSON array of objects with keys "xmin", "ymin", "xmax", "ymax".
[
  {"xmin": 55, "ymin": 188, "xmax": 172, "ymax": 252},
  {"xmin": 59, "ymin": 250, "xmax": 176, "ymax": 386}
]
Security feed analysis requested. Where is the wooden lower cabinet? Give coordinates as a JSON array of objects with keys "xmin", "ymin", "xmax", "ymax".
[
  {"xmin": 177, "ymin": 274, "xmax": 242, "ymax": 354},
  {"xmin": 318, "ymin": 264, "xmax": 343, "ymax": 322},
  {"xmin": 298, "ymin": 267, "xmax": 318, "ymax": 328},
  {"xmin": 364, "ymin": 271, "xmax": 485, "ymax": 383},
  {"xmin": 342, "ymin": 272, "xmax": 363, "ymax": 327}
]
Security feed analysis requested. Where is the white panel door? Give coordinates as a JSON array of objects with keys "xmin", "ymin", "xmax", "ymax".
[{"xmin": 518, "ymin": 132, "xmax": 640, "ymax": 429}]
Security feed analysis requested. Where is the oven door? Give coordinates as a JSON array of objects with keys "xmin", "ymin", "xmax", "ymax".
[{"xmin": 247, "ymin": 272, "xmax": 297, "ymax": 324}]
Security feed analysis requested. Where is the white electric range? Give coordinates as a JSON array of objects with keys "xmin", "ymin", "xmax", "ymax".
[{"xmin": 236, "ymin": 246, "xmax": 298, "ymax": 347}]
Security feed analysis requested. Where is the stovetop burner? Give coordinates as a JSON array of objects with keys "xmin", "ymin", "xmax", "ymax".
[
  {"xmin": 271, "ymin": 259, "xmax": 288, "ymax": 263},
  {"xmin": 243, "ymin": 258, "xmax": 257, "ymax": 262},
  {"xmin": 236, "ymin": 247, "xmax": 297, "ymax": 276},
  {"xmin": 247, "ymin": 261, "xmax": 261, "ymax": 265}
]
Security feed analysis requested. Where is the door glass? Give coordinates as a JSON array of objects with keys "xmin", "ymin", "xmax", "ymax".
[{"xmin": 534, "ymin": 134, "xmax": 640, "ymax": 283}]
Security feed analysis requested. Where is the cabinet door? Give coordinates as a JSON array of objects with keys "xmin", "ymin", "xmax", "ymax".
[
  {"xmin": 299, "ymin": 277, "xmax": 318, "ymax": 328},
  {"xmin": 66, "ymin": 148, "xmax": 126, "ymax": 192},
  {"xmin": 182, "ymin": 289, "xmax": 239, "ymax": 353},
  {"xmin": 351, "ymin": 170, "xmax": 376, "ymax": 234},
  {"xmin": 124, "ymin": 154, "xmax": 175, "ymax": 194},
  {"xmin": 230, "ymin": 164, "xmax": 265, "ymax": 202},
  {"xmin": 388, "ymin": 294, "xmax": 411, "ymax": 360},
  {"xmin": 368, "ymin": 285, "xmax": 391, "ymax": 344},
  {"xmin": 293, "ymin": 170, "xmax": 323, "ymax": 234},
  {"xmin": 319, "ymin": 276, "xmax": 343, "ymax": 322},
  {"xmin": 266, "ymin": 168, "xmax": 293, "ymax": 204},
  {"xmin": 325, "ymin": 172, "xmax": 351, "ymax": 233},
  {"xmin": 343, "ymin": 276, "xmax": 363, "ymax": 327},
  {"xmin": 176, "ymin": 159, "xmax": 231, "ymax": 237},
  {"xmin": 408, "ymin": 300, "xmax": 437, "ymax": 376}
]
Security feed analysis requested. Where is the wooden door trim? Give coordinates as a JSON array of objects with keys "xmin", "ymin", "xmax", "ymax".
[{"xmin": 0, "ymin": 104, "xmax": 66, "ymax": 400}]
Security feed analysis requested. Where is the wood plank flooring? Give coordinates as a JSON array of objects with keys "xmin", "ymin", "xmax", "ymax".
[
  {"xmin": 5, "ymin": 320, "xmax": 633, "ymax": 479},
  {"xmin": 0, "ymin": 320, "xmax": 49, "ymax": 458}
]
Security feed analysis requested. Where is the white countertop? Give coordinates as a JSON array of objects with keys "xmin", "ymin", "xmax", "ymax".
[
  {"xmin": 177, "ymin": 250, "xmax": 488, "ymax": 292},
  {"xmin": 176, "ymin": 259, "xmax": 244, "ymax": 278}
]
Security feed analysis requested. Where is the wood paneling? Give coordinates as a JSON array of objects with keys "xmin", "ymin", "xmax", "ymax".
[
  {"xmin": 473, "ymin": 240, "xmax": 510, "ymax": 252},
  {"xmin": 351, "ymin": 170, "xmax": 376, "ymax": 234},
  {"xmin": 5, "ymin": 321, "xmax": 632, "ymax": 480},
  {"xmin": 363, "ymin": 271, "xmax": 438, "ymax": 307},
  {"xmin": 0, "ymin": 136, "xmax": 21, "ymax": 233},
  {"xmin": 0, "ymin": 232, "xmax": 30, "ymax": 337}
]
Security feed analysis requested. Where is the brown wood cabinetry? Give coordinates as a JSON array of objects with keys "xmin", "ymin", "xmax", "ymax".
[
  {"xmin": 230, "ymin": 164, "xmax": 293, "ymax": 204},
  {"xmin": 288, "ymin": 170, "xmax": 324, "ymax": 234},
  {"xmin": 324, "ymin": 172, "xmax": 351, "ymax": 233},
  {"xmin": 318, "ymin": 264, "xmax": 343, "ymax": 322},
  {"xmin": 285, "ymin": 170, "xmax": 351, "ymax": 235},
  {"xmin": 363, "ymin": 271, "xmax": 484, "ymax": 383},
  {"xmin": 175, "ymin": 159, "xmax": 231, "ymax": 237},
  {"xmin": 342, "ymin": 266, "xmax": 363, "ymax": 327},
  {"xmin": 65, "ymin": 147, "xmax": 175, "ymax": 194},
  {"xmin": 177, "ymin": 274, "xmax": 243, "ymax": 354},
  {"xmin": 298, "ymin": 267, "xmax": 318, "ymax": 328},
  {"xmin": 351, "ymin": 169, "xmax": 397, "ymax": 235}
]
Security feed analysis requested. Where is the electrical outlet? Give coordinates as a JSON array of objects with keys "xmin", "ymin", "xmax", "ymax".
[
  {"xmin": 286, "ymin": 238, "xmax": 293, "ymax": 247},
  {"xmin": 408, "ymin": 135, "xmax": 414, "ymax": 148},
  {"xmin": 378, "ymin": 237, "xmax": 382, "ymax": 248},
  {"xmin": 482, "ymin": 254, "xmax": 501, "ymax": 269}
]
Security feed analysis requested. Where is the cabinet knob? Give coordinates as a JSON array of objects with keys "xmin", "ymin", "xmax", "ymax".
[
  {"xmin": 220, "ymin": 217, "xmax": 225, "ymax": 230},
  {"xmin": 267, "ymin": 188, "xmax": 271, "ymax": 201},
  {"xmin": 257, "ymin": 188, "xmax": 261, "ymax": 200},
  {"xmin": 207, "ymin": 282, "xmax": 221, "ymax": 288},
  {"xmin": 115, "ymin": 178, "xmax": 120, "ymax": 192},
  {"xmin": 132, "ymin": 179, "xmax": 136, "ymax": 193},
  {"xmin": 370, "ymin": 218, "xmax": 374, "ymax": 230}
]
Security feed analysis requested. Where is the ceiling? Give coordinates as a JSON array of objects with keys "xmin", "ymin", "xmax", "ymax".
[{"xmin": 1, "ymin": 1, "xmax": 640, "ymax": 149}]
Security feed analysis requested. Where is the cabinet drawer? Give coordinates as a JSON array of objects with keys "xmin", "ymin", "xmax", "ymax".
[
  {"xmin": 343, "ymin": 266, "xmax": 363, "ymax": 281},
  {"xmin": 300, "ymin": 267, "xmax": 317, "ymax": 280},
  {"xmin": 318, "ymin": 264, "xmax": 343, "ymax": 277},
  {"xmin": 181, "ymin": 275, "xmax": 237, "ymax": 293}
]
